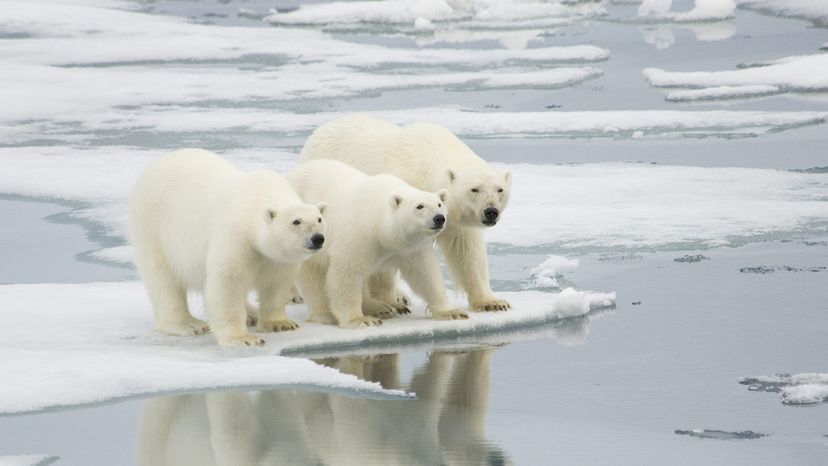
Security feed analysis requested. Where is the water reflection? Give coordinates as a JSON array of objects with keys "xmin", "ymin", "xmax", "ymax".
[
  {"xmin": 138, "ymin": 349, "xmax": 510, "ymax": 465},
  {"xmin": 640, "ymin": 21, "xmax": 735, "ymax": 49}
]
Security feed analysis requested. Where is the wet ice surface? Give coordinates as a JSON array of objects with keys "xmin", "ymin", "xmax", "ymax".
[{"xmin": 1, "ymin": 0, "xmax": 828, "ymax": 464}]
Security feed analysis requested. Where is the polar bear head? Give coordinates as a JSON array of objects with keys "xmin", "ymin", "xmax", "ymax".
[
  {"xmin": 386, "ymin": 187, "xmax": 449, "ymax": 248},
  {"xmin": 255, "ymin": 202, "xmax": 327, "ymax": 263},
  {"xmin": 445, "ymin": 168, "xmax": 511, "ymax": 228}
]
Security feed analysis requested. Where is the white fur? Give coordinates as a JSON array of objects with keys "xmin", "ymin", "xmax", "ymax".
[
  {"xmin": 287, "ymin": 160, "xmax": 467, "ymax": 328},
  {"xmin": 129, "ymin": 149, "xmax": 326, "ymax": 346},
  {"xmin": 299, "ymin": 115, "xmax": 513, "ymax": 311}
]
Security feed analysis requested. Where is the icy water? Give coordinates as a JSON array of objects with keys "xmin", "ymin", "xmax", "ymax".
[{"xmin": 1, "ymin": 0, "xmax": 827, "ymax": 464}]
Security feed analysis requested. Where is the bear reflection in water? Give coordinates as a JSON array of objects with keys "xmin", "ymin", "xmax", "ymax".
[{"xmin": 137, "ymin": 348, "xmax": 511, "ymax": 466}]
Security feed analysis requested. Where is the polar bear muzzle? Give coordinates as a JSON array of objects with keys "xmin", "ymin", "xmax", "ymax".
[
  {"xmin": 482, "ymin": 207, "xmax": 499, "ymax": 226},
  {"xmin": 306, "ymin": 233, "xmax": 325, "ymax": 250}
]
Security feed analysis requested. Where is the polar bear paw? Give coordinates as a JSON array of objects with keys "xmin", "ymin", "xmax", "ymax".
[
  {"xmin": 432, "ymin": 309, "xmax": 469, "ymax": 320},
  {"xmin": 392, "ymin": 302, "xmax": 411, "ymax": 315},
  {"xmin": 473, "ymin": 299, "xmax": 511, "ymax": 312},
  {"xmin": 259, "ymin": 319, "xmax": 300, "ymax": 332},
  {"xmin": 158, "ymin": 318, "xmax": 210, "ymax": 336},
  {"xmin": 363, "ymin": 300, "xmax": 397, "ymax": 319},
  {"xmin": 219, "ymin": 334, "xmax": 266, "ymax": 347},
  {"xmin": 396, "ymin": 290, "xmax": 411, "ymax": 307},
  {"xmin": 343, "ymin": 316, "xmax": 383, "ymax": 328}
]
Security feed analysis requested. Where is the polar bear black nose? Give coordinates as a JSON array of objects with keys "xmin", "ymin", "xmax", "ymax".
[
  {"xmin": 433, "ymin": 214, "xmax": 445, "ymax": 228},
  {"xmin": 310, "ymin": 233, "xmax": 325, "ymax": 248},
  {"xmin": 484, "ymin": 208, "xmax": 499, "ymax": 221}
]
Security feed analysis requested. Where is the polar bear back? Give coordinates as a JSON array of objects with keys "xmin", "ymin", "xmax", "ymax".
[
  {"xmin": 299, "ymin": 115, "xmax": 490, "ymax": 192},
  {"xmin": 130, "ymin": 149, "xmax": 299, "ymax": 288}
]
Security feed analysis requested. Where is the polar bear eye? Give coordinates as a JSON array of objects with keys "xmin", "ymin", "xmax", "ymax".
[
  {"xmin": 416, "ymin": 204, "xmax": 424, "ymax": 210},
  {"xmin": 438, "ymin": 203, "xmax": 442, "ymax": 208},
  {"xmin": 470, "ymin": 188, "xmax": 479, "ymax": 193},
  {"xmin": 292, "ymin": 219, "xmax": 301, "ymax": 225},
  {"xmin": 317, "ymin": 217, "xmax": 322, "ymax": 223},
  {"xmin": 497, "ymin": 187, "xmax": 504, "ymax": 193}
]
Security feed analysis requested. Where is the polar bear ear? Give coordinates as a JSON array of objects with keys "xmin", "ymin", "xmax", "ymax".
[
  {"xmin": 436, "ymin": 189, "xmax": 448, "ymax": 202},
  {"xmin": 504, "ymin": 171, "xmax": 512, "ymax": 184},
  {"xmin": 390, "ymin": 194, "xmax": 403, "ymax": 209},
  {"xmin": 316, "ymin": 202, "xmax": 327, "ymax": 215},
  {"xmin": 447, "ymin": 169, "xmax": 456, "ymax": 184},
  {"xmin": 265, "ymin": 209, "xmax": 277, "ymax": 222}
]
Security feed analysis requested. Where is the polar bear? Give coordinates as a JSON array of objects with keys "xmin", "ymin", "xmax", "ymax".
[
  {"xmin": 129, "ymin": 149, "xmax": 326, "ymax": 346},
  {"xmin": 287, "ymin": 160, "xmax": 467, "ymax": 328},
  {"xmin": 299, "ymin": 115, "xmax": 512, "ymax": 311}
]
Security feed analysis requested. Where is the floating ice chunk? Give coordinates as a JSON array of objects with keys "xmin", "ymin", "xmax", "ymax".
[
  {"xmin": 665, "ymin": 85, "xmax": 780, "ymax": 101},
  {"xmin": 265, "ymin": 0, "xmax": 605, "ymax": 26},
  {"xmin": 0, "ymin": 282, "xmax": 614, "ymax": 414},
  {"xmin": 414, "ymin": 16, "xmax": 435, "ymax": 30},
  {"xmin": 644, "ymin": 54, "xmax": 828, "ymax": 100},
  {"xmin": 639, "ymin": 0, "xmax": 736, "ymax": 22},
  {"xmin": 0, "ymin": 456, "xmax": 57, "ymax": 466},
  {"xmin": 740, "ymin": 373, "xmax": 828, "ymax": 405},
  {"xmin": 674, "ymin": 429, "xmax": 768, "ymax": 440},
  {"xmin": 88, "ymin": 245, "xmax": 134, "ymax": 265},
  {"xmin": 737, "ymin": 0, "xmax": 828, "ymax": 25},
  {"xmin": 527, "ymin": 255, "xmax": 580, "ymax": 289}
]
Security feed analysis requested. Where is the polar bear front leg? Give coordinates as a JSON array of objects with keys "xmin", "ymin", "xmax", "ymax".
[
  {"xmin": 256, "ymin": 271, "xmax": 300, "ymax": 333},
  {"xmin": 438, "ymin": 227, "xmax": 510, "ymax": 312},
  {"xmin": 398, "ymin": 249, "xmax": 468, "ymax": 320},
  {"xmin": 205, "ymin": 264, "xmax": 264, "ymax": 347},
  {"xmin": 367, "ymin": 269, "xmax": 410, "ymax": 315},
  {"xmin": 327, "ymin": 259, "xmax": 383, "ymax": 328}
]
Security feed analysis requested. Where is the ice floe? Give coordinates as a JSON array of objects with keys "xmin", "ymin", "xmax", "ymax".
[
  {"xmin": 526, "ymin": 255, "xmax": 580, "ymax": 289},
  {"xmin": 264, "ymin": 0, "xmax": 606, "ymax": 29},
  {"xmin": 0, "ymin": 281, "xmax": 614, "ymax": 414},
  {"xmin": 2, "ymin": 147, "xmax": 828, "ymax": 257},
  {"xmin": 737, "ymin": 0, "xmax": 828, "ymax": 25},
  {"xmin": 740, "ymin": 373, "xmax": 828, "ymax": 405},
  {"xmin": 645, "ymin": 54, "xmax": 828, "ymax": 101},
  {"xmin": 0, "ymin": 457, "xmax": 57, "ymax": 466},
  {"xmin": 674, "ymin": 429, "xmax": 768, "ymax": 440}
]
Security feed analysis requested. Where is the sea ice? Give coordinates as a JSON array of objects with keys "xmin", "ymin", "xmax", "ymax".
[
  {"xmin": 0, "ymin": 457, "xmax": 57, "ymax": 466},
  {"xmin": 526, "ymin": 255, "xmax": 580, "ymax": 289},
  {"xmin": 740, "ymin": 373, "xmax": 828, "ymax": 405},
  {"xmin": 265, "ymin": 0, "xmax": 606, "ymax": 27},
  {"xmin": 737, "ymin": 0, "xmax": 828, "ymax": 25},
  {"xmin": 645, "ymin": 54, "xmax": 828, "ymax": 100},
  {"xmin": 0, "ymin": 281, "xmax": 614, "ymax": 415}
]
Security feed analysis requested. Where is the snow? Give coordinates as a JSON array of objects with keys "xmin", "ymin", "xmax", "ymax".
[
  {"xmin": 664, "ymin": 85, "xmax": 780, "ymax": 102},
  {"xmin": 527, "ymin": 255, "xmax": 580, "ymax": 289},
  {"xmin": 645, "ymin": 54, "xmax": 828, "ymax": 100},
  {"xmin": 0, "ymin": 281, "xmax": 614, "ymax": 414},
  {"xmin": 0, "ymin": 457, "xmax": 57, "ymax": 466},
  {"xmin": 741, "ymin": 373, "xmax": 828, "ymax": 405},
  {"xmin": 265, "ymin": 0, "xmax": 606, "ymax": 27},
  {"xmin": 638, "ymin": 0, "xmax": 737, "ymax": 22},
  {"xmin": 737, "ymin": 0, "xmax": 828, "ymax": 25},
  {"xmin": 1, "ymin": 147, "xmax": 827, "ymax": 259}
]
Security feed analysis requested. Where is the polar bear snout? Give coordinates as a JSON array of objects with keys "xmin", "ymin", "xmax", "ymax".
[
  {"xmin": 306, "ymin": 233, "xmax": 325, "ymax": 250},
  {"xmin": 431, "ymin": 214, "xmax": 446, "ymax": 230},
  {"xmin": 482, "ymin": 207, "xmax": 499, "ymax": 226}
]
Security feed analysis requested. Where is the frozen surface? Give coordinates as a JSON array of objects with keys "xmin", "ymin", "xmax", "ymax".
[
  {"xmin": 664, "ymin": 85, "xmax": 780, "ymax": 102},
  {"xmin": 0, "ymin": 281, "xmax": 613, "ymax": 415},
  {"xmin": 0, "ymin": 457, "xmax": 57, "ymax": 466},
  {"xmin": 645, "ymin": 54, "xmax": 828, "ymax": 100},
  {"xmin": 527, "ymin": 254, "xmax": 580, "ymax": 288},
  {"xmin": 738, "ymin": 0, "xmax": 828, "ymax": 24},
  {"xmin": 740, "ymin": 373, "xmax": 828, "ymax": 405},
  {"xmin": 265, "ymin": 0, "xmax": 606, "ymax": 27}
]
